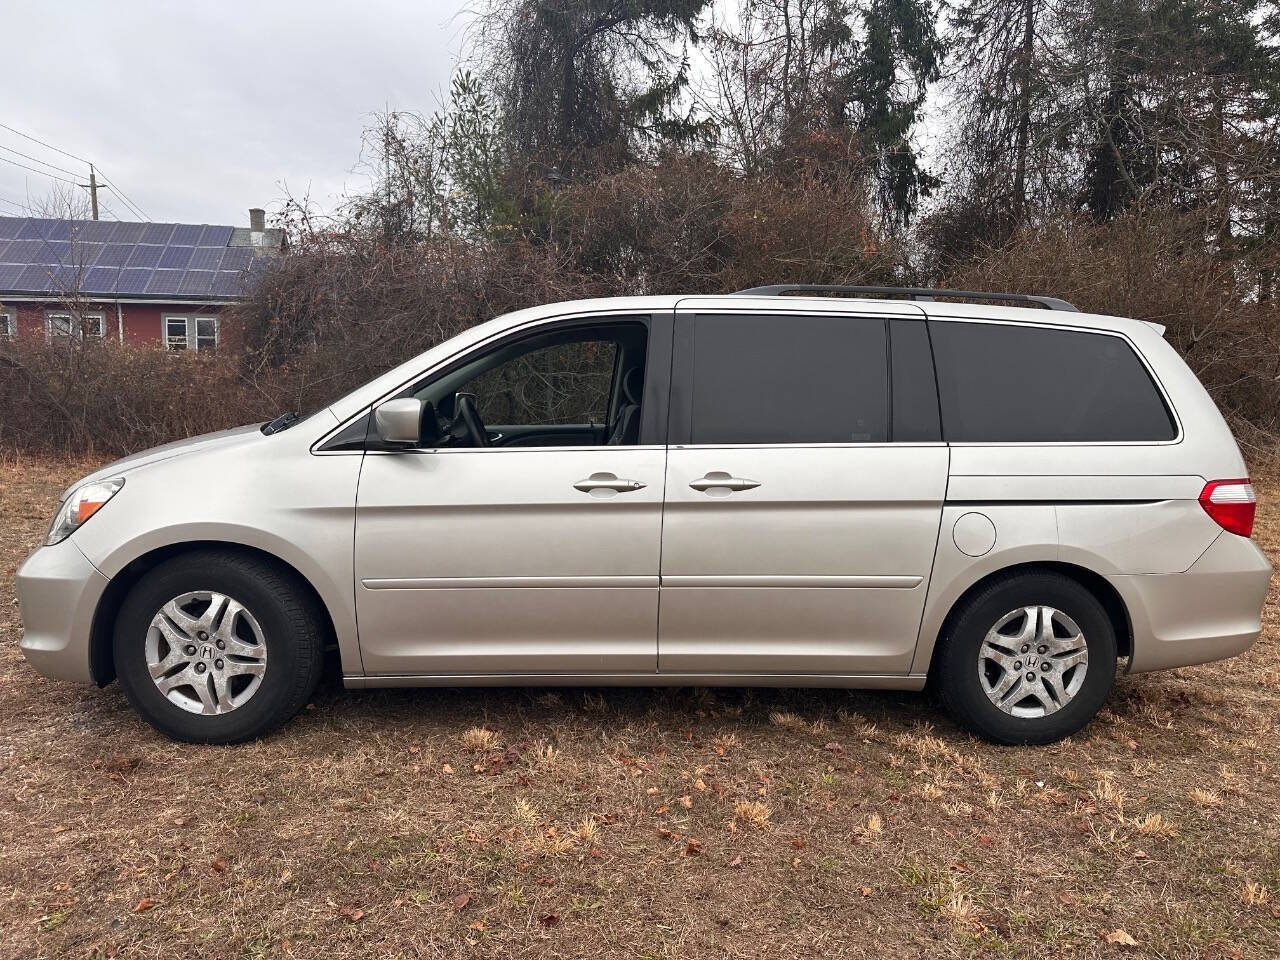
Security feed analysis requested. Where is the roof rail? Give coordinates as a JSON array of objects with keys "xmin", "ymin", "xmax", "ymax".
[{"xmin": 733, "ymin": 284, "xmax": 1078, "ymax": 312}]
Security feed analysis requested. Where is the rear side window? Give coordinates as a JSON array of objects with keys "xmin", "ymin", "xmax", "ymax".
[
  {"xmin": 689, "ymin": 313, "xmax": 888, "ymax": 444},
  {"xmin": 931, "ymin": 321, "xmax": 1177, "ymax": 442}
]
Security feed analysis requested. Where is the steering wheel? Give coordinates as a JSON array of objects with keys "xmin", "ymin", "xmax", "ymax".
[{"xmin": 451, "ymin": 392, "xmax": 490, "ymax": 447}]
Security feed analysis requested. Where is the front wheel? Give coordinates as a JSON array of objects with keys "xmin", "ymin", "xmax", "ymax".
[
  {"xmin": 114, "ymin": 551, "xmax": 326, "ymax": 744},
  {"xmin": 933, "ymin": 572, "xmax": 1117, "ymax": 745}
]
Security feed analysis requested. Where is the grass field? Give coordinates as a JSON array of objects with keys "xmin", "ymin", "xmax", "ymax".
[{"xmin": 1, "ymin": 457, "xmax": 1278, "ymax": 959}]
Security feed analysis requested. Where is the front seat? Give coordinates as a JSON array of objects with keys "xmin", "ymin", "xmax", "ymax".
[{"xmin": 607, "ymin": 366, "xmax": 643, "ymax": 445}]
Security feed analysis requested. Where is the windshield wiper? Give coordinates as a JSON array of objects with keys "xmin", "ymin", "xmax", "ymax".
[{"xmin": 261, "ymin": 411, "xmax": 302, "ymax": 435}]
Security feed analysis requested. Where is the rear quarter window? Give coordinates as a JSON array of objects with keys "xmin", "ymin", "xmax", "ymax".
[{"xmin": 931, "ymin": 321, "xmax": 1177, "ymax": 443}]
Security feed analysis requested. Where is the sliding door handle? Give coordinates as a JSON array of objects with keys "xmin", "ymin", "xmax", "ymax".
[
  {"xmin": 574, "ymin": 472, "xmax": 647, "ymax": 495},
  {"xmin": 689, "ymin": 471, "xmax": 761, "ymax": 493}
]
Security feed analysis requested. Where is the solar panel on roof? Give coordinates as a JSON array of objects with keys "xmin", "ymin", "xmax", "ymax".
[
  {"xmin": 18, "ymin": 264, "xmax": 52, "ymax": 288},
  {"xmin": 188, "ymin": 247, "xmax": 223, "ymax": 270},
  {"xmin": 210, "ymin": 271, "xmax": 247, "ymax": 296},
  {"xmin": 94, "ymin": 244, "xmax": 131, "ymax": 267},
  {"xmin": 34, "ymin": 220, "xmax": 73, "ymax": 242},
  {"xmin": 68, "ymin": 242, "xmax": 103, "ymax": 267},
  {"xmin": 198, "ymin": 225, "xmax": 234, "ymax": 246},
  {"xmin": 83, "ymin": 267, "xmax": 120, "ymax": 293},
  {"xmin": 117, "ymin": 268, "xmax": 152, "ymax": 294},
  {"xmin": 112, "ymin": 222, "xmax": 146, "ymax": 243},
  {"xmin": 220, "ymin": 247, "xmax": 252, "ymax": 270},
  {"xmin": 159, "ymin": 246, "xmax": 193, "ymax": 269},
  {"xmin": 140, "ymin": 223, "xmax": 175, "ymax": 245},
  {"xmin": 75, "ymin": 220, "xmax": 117, "ymax": 242},
  {"xmin": 126, "ymin": 245, "xmax": 162, "ymax": 269},
  {"xmin": 41, "ymin": 240, "xmax": 72, "ymax": 263},
  {"xmin": 170, "ymin": 224, "xmax": 202, "ymax": 245},
  {"xmin": 147, "ymin": 269, "xmax": 185, "ymax": 295},
  {"xmin": 179, "ymin": 270, "xmax": 217, "ymax": 295},
  {"xmin": 0, "ymin": 217, "xmax": 271, "ymax": 298}
]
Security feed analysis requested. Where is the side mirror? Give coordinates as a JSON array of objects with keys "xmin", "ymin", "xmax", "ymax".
[{"xmin": 373, "ymin": 398, "xmax": 423, "ymax": 446}]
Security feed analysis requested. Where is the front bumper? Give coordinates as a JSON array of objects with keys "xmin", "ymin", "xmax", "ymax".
[
  {"xmin": 16, "ymin": 539, "xmax": 109, "ymax": 683},
  {"xmin": 1114, "ymin": 531, "xmax": 1273, "ymax": 674}
]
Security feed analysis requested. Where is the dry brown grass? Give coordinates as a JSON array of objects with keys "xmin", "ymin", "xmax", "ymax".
[{"xmin": 2, "ymin": 457, "xmax": 1279, "ymax": 958}]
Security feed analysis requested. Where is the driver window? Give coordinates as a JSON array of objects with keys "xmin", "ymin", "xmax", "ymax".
[
  {"xmin": 469, "ymin": 338, "xmax": 617, "ymax": 429},
  {"xmin": 415, "ymin": 320, "xmax": 648, "ymax": 448}
]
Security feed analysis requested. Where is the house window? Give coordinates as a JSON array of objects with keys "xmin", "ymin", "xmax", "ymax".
[
  {"xmin": 165, "ymin": 315, "xmax": 219, "ymax": 351},
  {"xmin": 45, "ymin": 311, "xmax": 105, "ymax": 341},
  {"xmin": 0, "ymin": 310, "xmax": 14, "ymax": 340}
]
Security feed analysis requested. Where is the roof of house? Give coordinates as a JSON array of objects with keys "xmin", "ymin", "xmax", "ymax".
[{"xmin": 0, "ymin": 216, "xmax": 284, "ymax": 302}]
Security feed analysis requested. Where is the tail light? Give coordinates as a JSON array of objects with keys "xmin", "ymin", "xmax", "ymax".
[{"xmin": 1199, "ymin": 479, "xmax": 1257, "ymax": 538}]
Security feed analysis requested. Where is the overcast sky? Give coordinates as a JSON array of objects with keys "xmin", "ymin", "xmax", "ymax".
[{"xmin": 0, "ymin": 0, "xmax": 470, "ymax": 227}]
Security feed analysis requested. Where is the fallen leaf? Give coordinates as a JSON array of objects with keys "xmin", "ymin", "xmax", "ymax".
[
  {"xmin": 791, "ymin": 838, "xmax": 805, "ymax": 849},
  {"xmin": 684, "ymin": 837, "xmax": 703, "ymax": 856},
  {"xmin": 678, "ymin": 795, "xmax": 693, "ymax": 808},
  {"xmin": 859, "ymin": 885, "xmax": 874, "ymax": 897},
  {"xmin": 694, "ymin": 778, "xmax": 706, "ymax": 792},
  {"xmin": 1104, "ymin": 929, "xmax": 1138, "ymax": 947},
  {"xmin": 442, "ymin": 763, "xmax": 454, "ymax": 774},
  {"xmin": 210, "ymin": 857, "xmax": 228, "ymax": 873},
  {"xmin": 132, "ymin": 898, "xmax": 154, "ymax": 913},
  {"xmin": 338, "ymin": 906, "xmax": 364, "ymax": 923},
  {"xmin": 452, "ymin": 894, "xmax": 471, "ymax": 911},
  {"xmin": 469, "ymin": 920, "xmax": 486, "ymax": 931},
  {"xmin": 728, "ymin": 855, "xmax": 743, "ymax": 868},
  {"xmin": 978, "ymin": 834, "xmax": 994, "ymax": 847},
  {"xmin": 538, "ymin": 912, "xmax": 561, "ymax": 928},
  {"xmin": 823, "ymin": 741, "xmax": 844, "ymax": 752}
]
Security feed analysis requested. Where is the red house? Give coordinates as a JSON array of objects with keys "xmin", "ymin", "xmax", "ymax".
[{"xmin": 0, "ymin": 209, "xmax": 283, "ymax": 350}]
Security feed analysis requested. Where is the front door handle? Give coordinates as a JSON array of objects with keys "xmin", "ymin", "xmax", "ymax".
[
  {"xmin": 689, "ymin": 471, "xmax": 762, "ymax": 493},
  {"xmin": 574, "ymin": 472, "xmax": 647, "ymax": 496}
]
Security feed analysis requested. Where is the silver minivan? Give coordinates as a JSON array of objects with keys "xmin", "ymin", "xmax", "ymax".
[{"xmin": 16, "ymin": 287, "xmax": 1273, "ymax": 745}]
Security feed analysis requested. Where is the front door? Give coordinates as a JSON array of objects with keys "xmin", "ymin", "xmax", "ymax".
[
  {"xmin": 658, "ymin": 306, "xmax": 948, "ymax": 677},
  {"xmin": 354, "ymin": 313, "xmax": 671, "ymax": 676}
]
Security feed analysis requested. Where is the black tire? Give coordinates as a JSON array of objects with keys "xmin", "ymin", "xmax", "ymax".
[
  {"xmin": 933, "ymin": 572, "xmax": 1117, "ymax": 745},
  {"xmin": 114, "ymin": 550, "xmax": 326, "ymax": 744}
]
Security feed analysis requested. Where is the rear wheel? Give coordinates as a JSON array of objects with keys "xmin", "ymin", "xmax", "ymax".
[
  {"xmin": 934, "ymin": 572, "xmax": 1117, "ymax": 745},
  {"xmin": 114, "ymin": 551, "xmax": 325, "ymax": 743}
]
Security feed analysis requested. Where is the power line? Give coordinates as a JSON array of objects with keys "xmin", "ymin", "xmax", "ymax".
[
  {"xmin": 0, "ymin": 121, "xmax": 89, "ymax": 165},
  {"xmin": 0, "ymin": 123, "xmax": 152, "ymax": 221},
  {"xmin": 0, "ymin": 195, "xmax": 25, "ymax": 213},
  {"xmin": 0, "ymin": 142, "xmax": 80, "ymax": 179},
  {"xmin": 96, "ymin": 169, "xmax": 150, "ymax": 221},
  {"xmin": 0, "ymin": 153, "xmax": 80, "ymax": 186}
]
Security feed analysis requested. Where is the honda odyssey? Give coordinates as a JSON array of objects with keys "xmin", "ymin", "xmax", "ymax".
[{"xmin": 16, "ymin": 286, "xmax": 1273, "ymax": 745}]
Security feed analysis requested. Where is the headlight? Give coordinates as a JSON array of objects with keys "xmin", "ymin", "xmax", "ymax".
[{"xmin": 46, "ymin": 477, "xmax": 125, "ymax": 546}]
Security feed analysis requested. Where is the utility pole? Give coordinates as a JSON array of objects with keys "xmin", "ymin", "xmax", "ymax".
[{"xmin": 83, "ymin": 164, "xmax": 100, "ymax": 220}]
